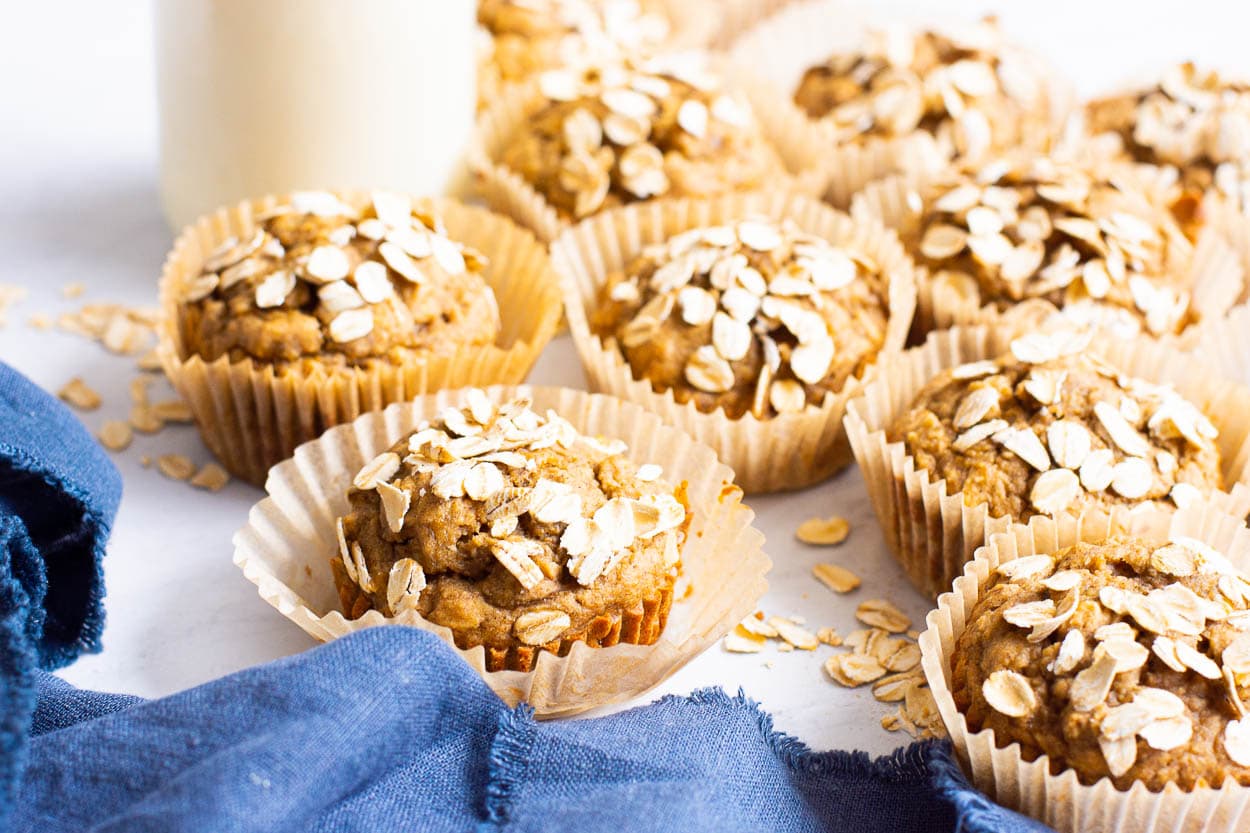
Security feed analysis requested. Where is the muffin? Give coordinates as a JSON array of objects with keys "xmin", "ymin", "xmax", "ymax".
[
  {"xmin": 180, "ymin": 191, "xmax": 499, "ymax": 368},
  {"xmin": 476, "ymin": 0, "xmax": 670, "ymax": 106},
  {"xmin": 899, "ymin": 153, "xmax": 1196, "ymax": 338},
  {"xmin": 590, "ymin": 215, "xmax": 893, "ymax": 420},
  {"xmin": 1087, "ymin": 63, "xmax": 1250, "ymax": 236},
  {"xmin": 952, "ymin": 533, "xmax": 1250, "ymax": 791},
  {"xmin": 889, "ymin": 331, "xmax": 1222, "ymax": 523},
  {"xmin": 794, "ymin": 19, "xmax": 1062, "ymax": 163},
  {"xmin": 331, "ymin": 391, "xmax": 689, "ymax": 672},
  {"xmin": 492, "ymin": 53, "xmax": 787, "ymax": 225},
  {"xmin": 158, "ymin": 192, "xmax": 562, "ymax": 485}
]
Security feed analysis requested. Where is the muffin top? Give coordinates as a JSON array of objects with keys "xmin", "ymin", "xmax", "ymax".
[
  {"xmin": 180, "ymin": 191, "xmax": 500, "ymax": 367},
  {"xmin": 793, "ymin": 19, "xmax": 1056, "ymax": 159},
  {"xmin": 1088, "ymin": 63, "xmax": 1250, "ymax": 231},
  {"xmin": 500, "ymin": 54, "xmax": 785, "ymax": 220},
  {"xmin": 888, "ymin": 331, "xmax": 1222, "ymax": 520},
  {"xmin": 907, "ymin": 154, "xmax": 1194, "ymax": 337},
  {"xmin": 591, "ymin": 217, "xmax": 893, "ymax": 419},
  {"xmin": 952, "ymin": 535, "xmax": 1250, "ymax": 790},
  {"xmin": 335, "ymin": 392, "xmax": 687, "ymax": 652},
  {"xmin": 478, "ymin": 0, "xmax": 669, "ymax": 89}
]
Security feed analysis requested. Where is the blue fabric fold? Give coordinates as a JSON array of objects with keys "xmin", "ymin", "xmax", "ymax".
[
  {"xmin": 0, "ymin": 362, "xmax": 121, "ymax": 827},
  {"xmin": 0, "ymin": 360, "xmax": 1054, "ymax": 832}
]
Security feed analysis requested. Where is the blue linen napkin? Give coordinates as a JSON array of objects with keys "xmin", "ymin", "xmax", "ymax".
[{"xmin": 0, "ymin": 360, "xmax": 1051, "ymax": 833}]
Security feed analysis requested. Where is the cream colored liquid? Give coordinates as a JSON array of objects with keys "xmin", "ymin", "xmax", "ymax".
[{"xmin": 155, "ymin": 0, "xmax": 475, "ymax": 230}]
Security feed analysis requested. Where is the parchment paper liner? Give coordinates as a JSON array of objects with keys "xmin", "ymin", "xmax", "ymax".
[
  {"xmin": 726, "ymin": 0, "xmax": 1073, "ymax": 209},
  {"xmin": 852, "ymin": 172, "xmax": 1246, "ymax": 344},
  {"xmin": 232, "ymin": 384, "xmax": 770, "ymax": 717},
  {"xmin": 844, "ymin": 324, "xmax": 1250, "ymax": 599},
  {"xmin": 551, "ymin": 190, "xmax": 917, "ymax": 494},
  {"xmin": 468, "ymin": 66, "xmax": 828, "ymax": 243},
  {"xmin": 920, "ymin": 500, "xmax": 1250, "ymax": 833},
  {"xmin": 158, "ymin": 192, "xmax": 563, "ymax": 486}
]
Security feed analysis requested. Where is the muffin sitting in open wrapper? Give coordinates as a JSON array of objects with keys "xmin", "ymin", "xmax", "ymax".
[
  {"xmin": 158, "ymin": 191, "xmax": 562, "ymax": 485},
  {"xmin": 332, "ymin": 391, "xmax": 688, "ymax": 672},
  {"xmin": 846, "ymin": 325, "xmax": 1250, "ymax": 599},
  {"xmin": 232, "ymin": 385, "xmax": 769, "ymax": 715},
  {"xmin": 555, "ymin": 191, "xmax": 916, "ymax": 493},
  {"xmin": 920, "ymin": 501, "xmax": 1250, "ymax": 832},
  {"xmin": 853, "ymin": 151, "xmax": 1244, "ymax": 341}
]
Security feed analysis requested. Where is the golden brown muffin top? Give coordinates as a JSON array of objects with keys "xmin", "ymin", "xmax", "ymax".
[
  {"xmin": 592, "ymin": 217, "xmax": 892, "ymax": 419},
  {"xmin": 888, "ymin": 330, "xmax": 1222, "ymax": 520},
  {"xmin": 953, "ymin": 535, "xmax": 1250, "ymax": 790},
  {"xmin": 179, "ymin": 192, "xmax": 499, "ymax": 367},
  {"xmin": 793, "ymin": 18, "xmax": 1057, "ymax": 159},
  {"xmin": 907, "ymin": 153, "xmax": 1195, "ymax": 337},
  {"xmin": 336, "ymin": 392, "xmax": 687, "ymax": 649},
  {"xmin": 1088, "ymin": 62, "xmax": 1250, "ymax": 226},
  {"xmin": 500, "ymin": 54, "xmax": 784, "ymax": 220}
]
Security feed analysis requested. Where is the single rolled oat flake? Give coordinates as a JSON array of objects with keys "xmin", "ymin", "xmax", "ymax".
[
  {"xmin": 156, "ymin": 454, "xmax": 196, "ymax": 481},
  {"xmin": 58, "ymin": 378, "xmax": 101, "ymax": 411},
  {"xmin": 768, "ymin": 617, "xmax": 819, "ymax": 650},
  {"xmin": 189, "ymin": 463, "xmax": 230, "ymax": 492},
  {"xmin": 855, "ymin": 599, "xmax": 911, "ymax": 633},
  {"xmin": 797, "ymin": 515, "xmax": 850, "ymax": 546},
  {"xmin": 97, "ymin": 420, "xmax": 133, "ymax": 451},
  {"xmin": 825, "ymin": 653, "xmax": 887, "ymax": 687},
  {"xmin": 982, "ymin": 669, "xmax": 1036, "ymax": 717},
  {"xmin": 812, "ymin": 562, "xmax": 861, "ymax": 593},
  {"xmin": 513, "ymin": 609, "xmax": 571, "ymax": 646}
]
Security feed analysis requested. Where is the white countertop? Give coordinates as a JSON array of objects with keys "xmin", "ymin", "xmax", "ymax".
[{"xmin": 3, "ymin": 0, "xmax": 1250, "ymax": 757}]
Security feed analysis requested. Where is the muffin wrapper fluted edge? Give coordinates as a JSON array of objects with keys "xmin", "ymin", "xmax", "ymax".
[
  {"xmin": 232, "ymin": 384, "xmax": 770, "ymax": 716},
  {"xmin": 157, "ymin": 192, "xmax": 563, "ymax": 486},
  {"xmin": 920, "ymin": 499, "xmax": 1250, "ymax": 833},
  {"xmin": 844, "ymin": 324, "xmax": 1250, "ymax": 599},
  {"xmin": 552, "ymin": 190, "xmax": 917, "ymax": 494}
]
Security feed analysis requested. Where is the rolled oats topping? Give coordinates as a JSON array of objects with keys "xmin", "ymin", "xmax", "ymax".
[
  {"xmin": 593, "ymin": 217, "xmax": 894, "ymax": 419},
  {"xmin": 501, "ymin": 53, "xmax": 784, "ymax": 220},
  {"xmin": 180, "ymin": 192, "xmax": 499, "ymax": 366},
  {"xmin": 332, "ymin": 392, "xmax": 688, "ymax": 670},
  {"xmin": 888, "ymin": 331, "xmax": 1223, "ymax": 521},
  {"xmin": 793, "ymin": 18, "xmax": 1059, "ymax": 160},
  {"xmin": 954, "ymin": 536, "xmax": 1250, "ymax": 789},
  {"xmin": 1088, "ymin": 63, "xmax": 1250, "ymax": 225},
  {"xmin": 907, "ymin": 154, "xmax": 1195, "ymax": 338}
]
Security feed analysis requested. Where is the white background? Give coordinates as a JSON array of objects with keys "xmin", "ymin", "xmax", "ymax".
[{"xmin": 2, "ymin": 1, "xmax": 1248, "ymax": 756}]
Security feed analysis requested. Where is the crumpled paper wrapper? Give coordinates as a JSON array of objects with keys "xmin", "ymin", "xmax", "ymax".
[{"xmin": 232, "ymin": 384, "xmax": 770, "ymax": 717}]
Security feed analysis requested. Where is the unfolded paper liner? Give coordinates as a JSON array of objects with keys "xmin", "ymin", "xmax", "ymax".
[
  {"xmin": 551, "ymin": 190, "xmax": 917, "ymax": 494},
  {"xmin": 919, "ymin": 499, "xmax": 1250, "ymax": 833},
  {"xmin": 725, "ymin": 0, "xmax": 1074, "ymax": 210},
  {"xmin": 844, "ymin": 324, "xmax": 1250, "ymax": 599},
  {"xmin": 467, "ymin": 67, "xmax": 828, "ymax": 244},
  {"xmin": 852, "ymin": 172, "xmax": 1247, "ymax": 345},
  {"xmin": 232, "ymin": 384, "xmax": 770, "ymax": 717},
  {"xmin": 157, "ymin": 192, "xmax": 563, "ymax": 486}
]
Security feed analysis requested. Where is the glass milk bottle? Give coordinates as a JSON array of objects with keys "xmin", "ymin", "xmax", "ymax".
[{"xmin": 154, "ymin": 0, "xmax": 475, "ymax": 229}]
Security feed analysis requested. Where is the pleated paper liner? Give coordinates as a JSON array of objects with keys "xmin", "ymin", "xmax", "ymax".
[
  {"xmin": 658, "ymin": 0, "xmax": 798, "ymax": 51},
  {"xmin": 1202, "ymin": 196, "xmax": 1250, "ymax": 305},
  {"xmin": 468, "ymin": 65, "xmax": 828, "ymax": 244},
  {"xmin": 725, "ymin": 0, "xmax": 1074, "ymax": 209},
  {"xmin": 551, "ymin": 190, "xmax": 917, "ymax": 494},
  {"xmin": 844, "ymin": 324, "xmax": 1250, "ymax": 600},
  {"xmin": 919, "ymin": 500, "xmax": 1250, "ymax": 833},
  {"xmin": 1195, "ymin": 303, "xmax": 1250, "ymax": 388},
  {"xmin": 852, "ymin": 171, "xmax": 1247, "ymax": 343},
  {"xmin": 157, "ymin": 192, "xmax": 563, "ymax": 486},
  {"xmin": 232, "ymin": 384, "xmax": 770, "ymax": 717}
]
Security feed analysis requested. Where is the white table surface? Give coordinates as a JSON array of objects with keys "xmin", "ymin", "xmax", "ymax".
[{"xmin": 3, "ymin": 0, "xmax": 1250, "ymax": 757}]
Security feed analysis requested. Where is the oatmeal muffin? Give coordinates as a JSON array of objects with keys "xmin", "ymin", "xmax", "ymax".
[
  {"xmin": 590, "ymin": 216, "xmax": 893, "ymax": 419},
  {"xmin": 477, "ymin": 0, "xmax": 670, "ymax": 105},
  {"xmin": 499, "ymin": 53, "xmax": 786, "ymax": 222},
  {"xmin": 793, "ymin": 19, "xmax": 1060, "ymax": 161},
  {"xmin": 952, "ymin": 534, "xmax": 1250, "ymax": 790},
  {"xmin": 1087, "ymin": 63, "xmax": 1250, "ymax": 235},
  {"xmin": 905, "ymin": 153, "xmax": 1195, "ymax": 338},
  {"xmin": 888, "ymin": 331, "xmax": 1223, "ymax": 522},
  {"xmin": 332, "ymin": 391, "xmax": 689, "ymax": 672},
  {"xmin": 178, "ymin": 191, "xmax": 499, "ymax": 368}
]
